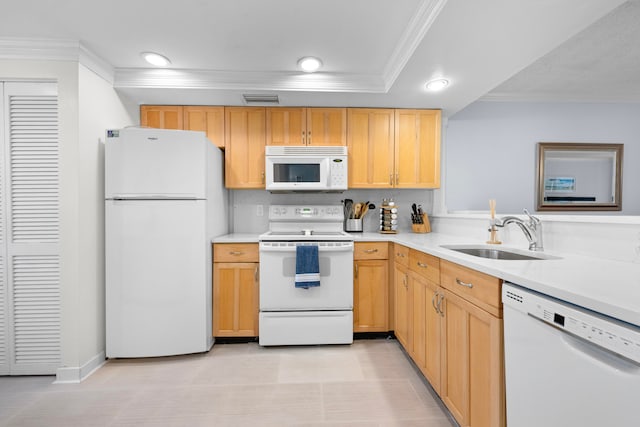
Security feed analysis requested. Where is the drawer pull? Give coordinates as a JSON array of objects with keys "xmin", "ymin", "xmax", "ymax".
[
  {"xmin": 355, "ymin": 263, "xmax": 359, "ymax": 279},
  {"xmin": 364, "ymin": 248, "xmax": 379, "ymax": 254},
  {"xmin": 396, "ymin": 252, "xmax": 406, "ymax": 258},
  {"xmin": 229, "ymin": 251, "xmax": 244, "ymax": 255},
  {"xmin": 417, "ymin": 261, "xmax": 428, "ymax": 269},
  {"xmin": 255, "ymin": 266, "xmax": 259, "ymax": 282},
  {"xmin": 455, "ymin": 278, "xmax": 474, "ymax": 288}
]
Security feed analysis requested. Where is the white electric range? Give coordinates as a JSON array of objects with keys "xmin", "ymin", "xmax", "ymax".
[{"xmin": 258, "ymin": 205, "xmax": 354, "ymax": 346}]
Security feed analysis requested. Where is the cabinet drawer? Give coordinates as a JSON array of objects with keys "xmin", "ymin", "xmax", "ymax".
[
  {"xmin": 393, "ymin": 244, "xmax": 409, "ymax": 267},
  {"xmin": 409, "ymin": 249, "xmax": 440, "ymax": 284},
  {"xmin": 440, "ymin": 260, "xmax": 502, "ymax": 317},
  {"xmin": 354, "ymin": 242, "xmax": 388, "ymax": 260},
  {"xmin": 213, "ymin": 243, "xmax": 259, "ymax": 262}
]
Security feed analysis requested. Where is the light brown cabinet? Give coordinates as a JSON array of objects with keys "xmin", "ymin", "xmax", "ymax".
[
  {"xmin": 347, "ymin": 108, "xmax": 395, "ymax": 187},
  {"xmin": 348, "ymin": 108, "xmax": 441, "ymax": 188},
  {"xmin": 212, "ymin": 243, "xmax": 259, "ymax": 337},
  {"xmin": 353, "ymin": 242, "xmax": 389, "ymax": 332},
  {"xmin": 439, "ymin": 260, "xmax": 505, "ymax": 427},
  {"xmin": 393, "ymin": 248, "xmax": 505, "ymax": 427},
  {"xmin": 266, "ymin": 107, "xmax": 347, "ymax": 146},
  {"xmin": 224, "ymin": 107, "xmax": 266, "ymax": 189},
  {"xmin": 140, "ymin": 105, "xmax": 183, "ymax": 129},
  {"xmin": 408, "ymin": 249, "xmax": 442, "ymax": 394},
  {"xmin": 394, "ymin": 109, "xmax": 441, "ymax": 188},
  {"xmin": 140, "ymin": 105, "xmax": 224, "ymax": 148},
  {"xmin": 183, "ymin": 106, "xmax": 225, "ymax": 148}
]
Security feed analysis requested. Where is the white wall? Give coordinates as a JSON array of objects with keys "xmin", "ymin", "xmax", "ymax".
[
  {"xmin": 444, "ymin": 101, "xmax": 640, "ymax": 214},
  {"xmin": 77, "ymin": 64, "xmax": 135, "ymax": 368}
]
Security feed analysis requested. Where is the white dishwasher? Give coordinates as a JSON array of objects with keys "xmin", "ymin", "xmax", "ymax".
[{"xmin": 502, "ymin": 282, "xmax": 640, "ymax": 427}]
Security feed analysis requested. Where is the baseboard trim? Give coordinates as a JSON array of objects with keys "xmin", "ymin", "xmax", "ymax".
[{"xmin": 54, "ymin": 351, "xmax": 106, "ymax": 384}]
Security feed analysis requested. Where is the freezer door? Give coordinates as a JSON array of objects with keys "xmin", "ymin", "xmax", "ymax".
[
  {"xmin": 105, "ymin": 128, "xmax": 208, "ymax": 198},
  {"xmin": 106, "ymin": 199, "xmax": 211, "ymax": 357}
]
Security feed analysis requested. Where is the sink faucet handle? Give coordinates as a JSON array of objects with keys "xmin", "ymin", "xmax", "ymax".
[{"xmin": 523, "ymin": 208, "xmax": 540, "ymax": 225}]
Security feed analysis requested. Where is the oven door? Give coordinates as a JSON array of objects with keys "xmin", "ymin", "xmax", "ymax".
[
  {"xmin": 259, "ymin": 241, "xmax": 353, "ymax": 310},
  {"xmin": 265, "ymin": 156, "xmax": 330, "ymax": 191}
]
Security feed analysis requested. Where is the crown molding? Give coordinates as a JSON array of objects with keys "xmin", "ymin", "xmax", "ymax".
[
  {"xmin": 480, "ymin": 91, "xmax": 640, "ymax": 103},
  {"xmin": 113, "ymin": 68, "xmax": 386, "ymax": 93},
  {"xmin": 0, "ymin": 37, "xmax": 114, "ymax": 84},
  {"xmin": 381, "ymin": 0, "xmax": 449, "ymax": 91}
]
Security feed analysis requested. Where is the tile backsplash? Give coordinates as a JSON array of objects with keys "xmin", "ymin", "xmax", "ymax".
[{"xmin": 230, "ymin": 189, "xmax": 434, "ymax": 234}]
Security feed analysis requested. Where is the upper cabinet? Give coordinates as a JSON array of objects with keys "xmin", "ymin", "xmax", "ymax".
[
  {"xmin": 266, "ymin": 107, "xmax": 346, "ymax": 146},
  {"xmin": 140, "ymin": 105, "xmax": 441, "ymax": 190},
  {"xmin": 140, "ymin": 105, "xmax": 183, "ymax": 129},
  {"xmin": 347, "ymin": 108, "xmax": 395, "ymax": 188},
  {"xmin": 183, "ymin": 106, "xmax": 225, "ymax": 148},
  {"xmin": 224, "ymin": 107, "xmax": 266, "ymax": 189},
  {"xmin": 348, "ymin": 108, "xmax": 441, "ymax": 189},
  {"xmin": 394, "ymin": 109, "xmax": 441, "ymax": 188},
  {"xmin": 140, "ymin": 105, "xmax": 224, "ymax": 148}
]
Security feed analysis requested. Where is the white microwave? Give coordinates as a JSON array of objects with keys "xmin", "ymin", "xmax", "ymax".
[{"xmin": 265, "ymin": 146, "xmax": 348, "ymax": 192}]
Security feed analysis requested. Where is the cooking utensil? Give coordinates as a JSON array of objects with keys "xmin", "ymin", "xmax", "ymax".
[
  {"xmin": 353, "ymin": 203, "xmax": 362, "ymax": 219},
  {"xmin": 343, "ymin": 199, "xmax": 353, "ymax": 219}
]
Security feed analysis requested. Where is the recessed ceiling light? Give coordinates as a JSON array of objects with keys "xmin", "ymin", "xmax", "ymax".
[
  {"xmin": 425, "ymin": 78, "xmax": 449, "ymax": 91},
  {"xmin": 141, "ymin": 52, "xmax": 171, "ymax": 67},
  {"xmin": 297, "ymin": 56, "xmax": 323, "ymax": 73}
]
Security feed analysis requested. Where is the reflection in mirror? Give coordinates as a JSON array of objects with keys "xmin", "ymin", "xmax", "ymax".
[{"xmin": 537, "ymin": 143, "xmax": 623, "ymax": 211}]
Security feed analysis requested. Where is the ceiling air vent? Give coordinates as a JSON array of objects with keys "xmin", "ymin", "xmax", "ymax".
[{"xmin": 242, "ymin": 94, "xmax": 280, "ymax": 105}]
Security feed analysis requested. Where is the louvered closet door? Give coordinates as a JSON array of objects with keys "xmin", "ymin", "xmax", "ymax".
[{"xmin": 0, "ymin": 82, "xmax": 61, "ymax": 375}]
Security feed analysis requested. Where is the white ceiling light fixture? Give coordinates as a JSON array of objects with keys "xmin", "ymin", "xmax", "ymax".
[
  {"xmin": 297, "ymin": 56, "xmax": 323, "ymax": 73},
  {"xmin": 141, "ymin": 52, "xmax": 171, "ymax": 67},
  {"xmin": 425, "ymin": 78, "xmax": 449, "ymax": 91}
]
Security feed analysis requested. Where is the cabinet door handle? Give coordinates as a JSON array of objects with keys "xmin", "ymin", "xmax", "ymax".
[
  {"xmin": 307, "ymin": 131, "xmax": 311, "ymax": 145},
  {"xmin": 417, "ymin": 261, "xmax": 428, "ymax": 269},
  {"xmin": 254, "ymin": 266, "xmax": 259, "ymax": 282},
  {"xmin": 432, "ymin": 292, "xmax": 439, "ymax": 313},
  {"xmin": 229, "ymin": 251, "xmax": 244, "ymax": 255},
  {"xmin": 354, "ymin": 263, "xmax": 359, "ymax": 279},
  {"xmin": 363, "ymin": 248, "xmax": 378, "ymax": 254},
  {"xmin": 396, "ymin": 252, "xmax": 405, "ymax": 258},
  {"xmin": 403, "ymin": 274, "xmax": 408, "ymax": 289},
  {"xmin": 455, "ymin": 278, "xmax": 474, "ymax": 288},
  {"xmin": 261, "ymin": 171, "xmax": 265, "ymax": 184},
  {"xmin": 395, "ymin": 172, "xmax": 399, "ymax": 185},
  {"xmin": 302, "ymin": 131, "xmax": 305, "ymax": 144},
  {"xmin": 438, "ymin": 294, "xmax": 445, "ymax": 317},
  {"xmin": 389, "ymin": 174, "xmax": 393, "ymax": 185}
]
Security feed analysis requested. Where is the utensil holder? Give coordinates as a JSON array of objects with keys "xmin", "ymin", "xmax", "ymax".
[
  {"xmin": 412, "ymin": 214, "xmax": 431, "ymax": 233},
  {"xmin": 345, "ymin": 218, "xmax": 363, "ymax": 232}
]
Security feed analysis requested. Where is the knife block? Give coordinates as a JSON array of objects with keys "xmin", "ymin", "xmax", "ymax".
[{"xmin": 412, "ymin": 214, "xmax": 431, "ymax": 233}]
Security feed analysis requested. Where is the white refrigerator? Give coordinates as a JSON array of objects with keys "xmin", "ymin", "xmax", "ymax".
[{"xmin": 105, "ymin": 127, "xmax": 228, "ymax": 358}]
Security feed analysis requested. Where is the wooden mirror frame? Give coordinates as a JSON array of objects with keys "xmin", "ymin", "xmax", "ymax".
[{"xmin": 536, "ymin": 142, "xmax": 623, "ymax": 211}]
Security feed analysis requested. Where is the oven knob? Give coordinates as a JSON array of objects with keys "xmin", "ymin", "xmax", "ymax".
[{"xmin": 282, "ymin": 207, "xmax": 288, "ymax": 215}]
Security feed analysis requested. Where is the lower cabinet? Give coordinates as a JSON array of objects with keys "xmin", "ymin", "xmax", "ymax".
[
  {"xmin": 353, "ymin": 242, "xmax": 389, "ymax": 332},
  {"xmin": 394, "ymin": 245, "xmax": 505, "ymax": 427},
  {"xmin": 212, "ymin": 243, "xmax": 259, "ymax": 337}
]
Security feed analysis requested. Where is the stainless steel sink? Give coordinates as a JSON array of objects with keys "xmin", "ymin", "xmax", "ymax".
[{"xmin": 441, "ymin": 245, "xmax": 559, "ymax": 261}]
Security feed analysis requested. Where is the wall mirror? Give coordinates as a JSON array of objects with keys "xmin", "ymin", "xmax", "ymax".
[{"xmin": 537, "ymin": 143, "xmax": 623, "ymax": 211}]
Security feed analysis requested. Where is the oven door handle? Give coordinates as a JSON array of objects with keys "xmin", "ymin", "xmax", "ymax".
[{"xmin": 259, "ymin": 243, "xmax": 354, "ymax": 252}]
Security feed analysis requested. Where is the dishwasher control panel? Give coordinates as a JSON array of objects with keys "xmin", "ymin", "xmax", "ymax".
[{"xmin": 504, "ymin": 284, "xmax": 640, "ymax": 364}]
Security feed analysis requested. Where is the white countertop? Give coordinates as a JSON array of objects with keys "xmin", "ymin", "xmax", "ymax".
[{"xmin": 213, "ymin": 231, "xmax": 640, "ymax": 328}]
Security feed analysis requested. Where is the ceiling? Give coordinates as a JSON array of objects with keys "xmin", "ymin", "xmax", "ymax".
[{"xmin": 0, "ymin": 0, "xmax": 635, "ymax": 116}]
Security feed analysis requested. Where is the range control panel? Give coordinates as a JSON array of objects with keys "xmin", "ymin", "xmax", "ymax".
[
  {"xmin": 504, "ymin": 285, "xmax": 640, "ymax": 364},
  {"xmin": 268, "ymin": 205, "xmax": 343, "ymax": 221}
]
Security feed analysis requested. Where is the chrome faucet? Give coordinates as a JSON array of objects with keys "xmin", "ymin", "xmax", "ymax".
[{"xmin": 495, "ymin": 209, "xmax": 544, "ymax": 251}]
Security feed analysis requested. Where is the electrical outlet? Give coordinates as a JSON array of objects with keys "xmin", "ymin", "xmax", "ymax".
[{"xmin": 257, "ymin": 204, "xmax": 264, "ymax": 217}]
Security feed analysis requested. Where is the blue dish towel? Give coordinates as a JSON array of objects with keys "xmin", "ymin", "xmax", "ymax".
[{"xmin": 295, "ymin": 245, "xmax": 320, "ymax": 289}]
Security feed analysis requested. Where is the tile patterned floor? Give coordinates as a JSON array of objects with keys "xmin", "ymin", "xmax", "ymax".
[{"xmin": 0, "ymin": 339, "xmax": 457, "ymax": 427}]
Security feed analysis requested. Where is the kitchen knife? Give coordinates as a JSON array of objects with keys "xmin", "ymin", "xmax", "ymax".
[
  {"xmin": 417, "ymin": 205, "xmax": 424, "ymax": 224},
  {"xmin": 411, "ymin": 203, "xmax": 419, "ymax": 224}
]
